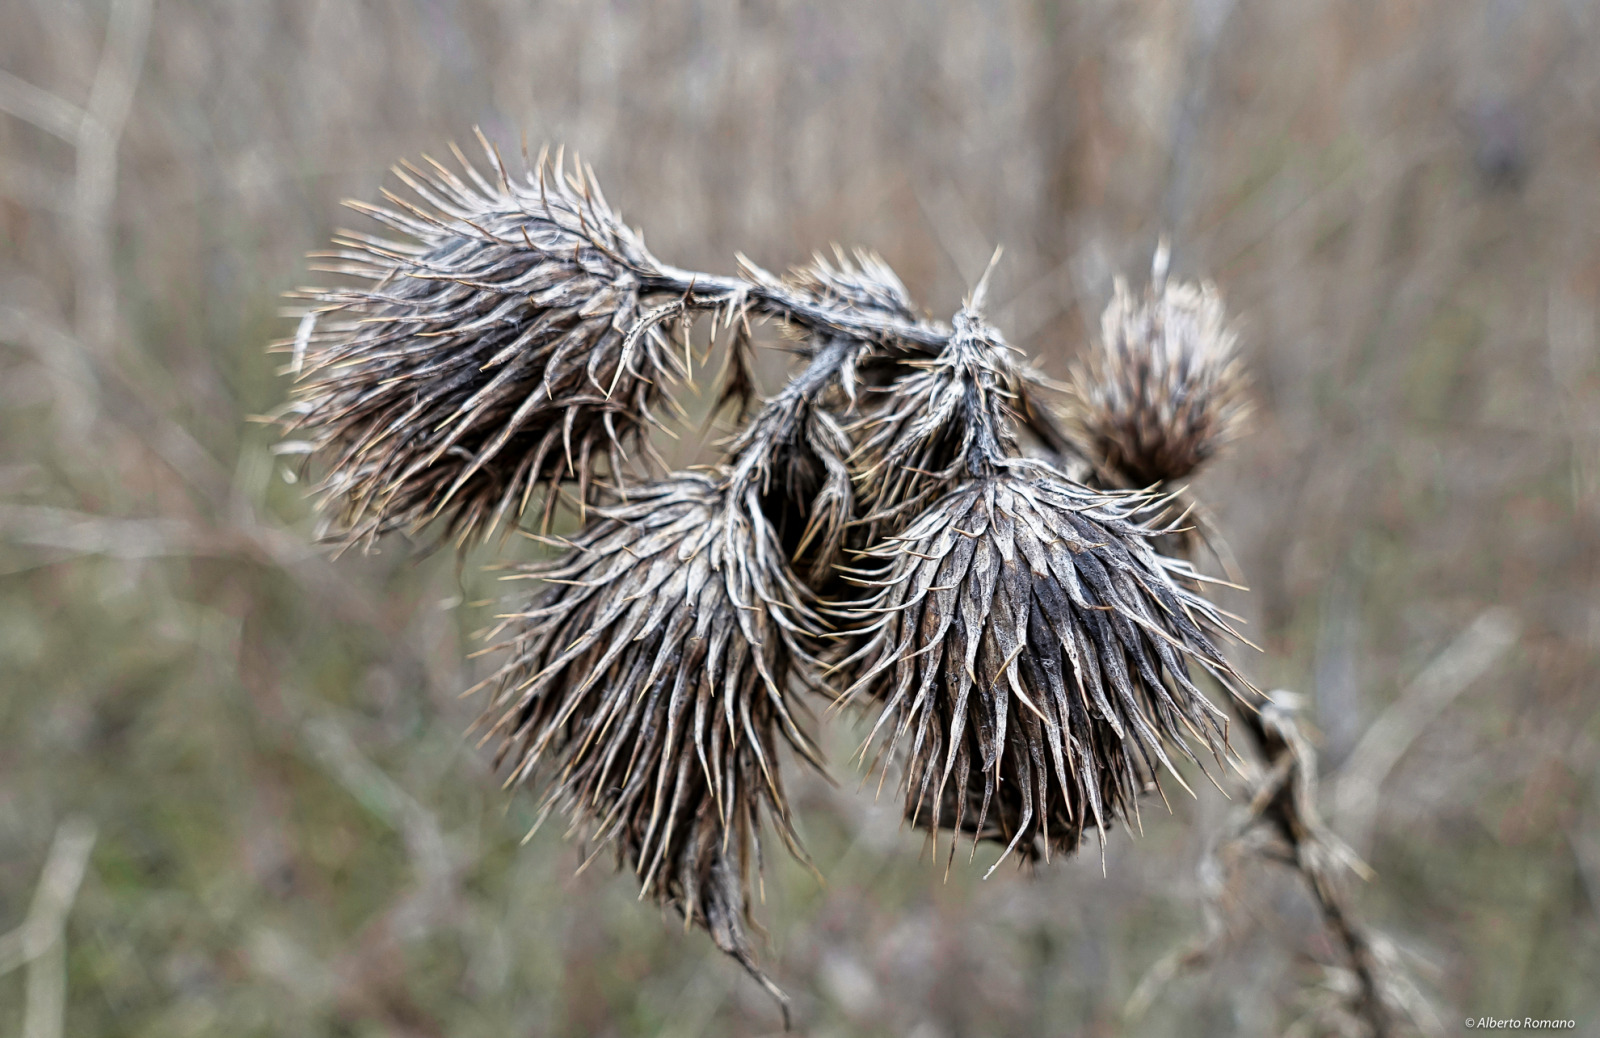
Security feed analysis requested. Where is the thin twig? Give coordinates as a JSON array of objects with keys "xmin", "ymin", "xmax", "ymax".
[
  {"xmin": 1333, "ymin": 609, "xmax": 1518, "ymax": 856},
  {"xmin": 1123, "ymin": 840, "xmax": 1232, "ymax": 1023},
  {"xmin": 299, "ymin": 716, "xmax": 458, "ymax": 938},
  {"xmin": 71, "ymin": 0, "xmax": 153, "ymax": 358},
  {"xmin": 242, "ymin": 703, "xmax": 463, "ymax": 1037},
  {"xmin": 0, "ymin": 67, "xmax": 85, "ymax": 141},
  {"xmin": 0, "ymin": 818, "xmax": 98, "ymax": 1038},
  {"xmin": 0, "ymin": 304, "xmax": 98, "ymax": 439},
  {"xmin": 1545, "ymin": 289, "xmax": 1599, "ymax": 514},
  {"xmin": 1238, "ymin": 695, "xmax": 1402, "ymax": 1038},
  {"xmin": 1129, "ymin": 690, "xmax": 1434, "ymax": 1036},
  {"xmin": 0, "ymin": 503, "xmax": 210, "ymax": 569}
]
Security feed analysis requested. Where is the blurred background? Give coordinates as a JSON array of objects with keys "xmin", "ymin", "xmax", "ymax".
[{"xmin": 2, "ymin": 1, "xmax": 1597, "ymax": 1035}]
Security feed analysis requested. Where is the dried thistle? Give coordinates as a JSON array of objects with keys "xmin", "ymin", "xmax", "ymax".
[
  {"xmin": 838, "ymin": 275, "xmax": 1253, "ymax": 865},
  {"xmin": 278, "ymin": 134, "xmax": 712, "ymax": 548},
  {"xmin": 841, "ymin": 476, "xmax": 1247, "ymax": 867},
  {"xmin": 278, "ymin": 135, "xmax": 961, "ymax": 551},
  {"xmin": 277, "ymin": 137, "xmax": 1270, "ymax": 1022},
  {"xmin": 850, "ymin": 296, "xmax": 1025, "ymax": 542},
  {"xmin": 1069, "ymin": 247, "xmax": 1250, "ymax": 488},
  {"xmin": 475, "ymin": 337, "xmax": 883, "ymax": 1018},
  {"xmin": 479, "ymin": 470, "xmax": 823, "ymax": 1019}
]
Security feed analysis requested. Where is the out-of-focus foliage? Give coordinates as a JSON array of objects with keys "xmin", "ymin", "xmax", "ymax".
[{"xmin": 2, "ymin": 1, "xmax": 1597, "ymax": 1036}]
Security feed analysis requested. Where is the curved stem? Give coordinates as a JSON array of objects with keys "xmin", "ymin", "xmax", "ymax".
[{"xmin": 646, "ymin": 266, "xmax": 951, "ymax": 352}]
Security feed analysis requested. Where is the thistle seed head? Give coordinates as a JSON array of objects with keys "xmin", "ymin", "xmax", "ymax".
[
  {"xmin": 278, "ymin": 134, "xmax": 697, "ymax": 549},
  {"xmin": 1069, "ymin": 265, "xmax": 1250, "ymax": 487},
  {"xmin": 274, "ymin": 136, "xmax": 1274, "ymax": 1021},
  {"xmin": 479, "ymin": 470, "xmax": 825, "ymax": 1014},
  {"xmin": 839, "ymin": 473, "xmax": 1250, "ymax": 868},
  {"xmin": 851, "ymin": 303, "xmax": 1025, "ymax": 540},
  {"xmin": 723, "ymin": 335, "xmax": 873, "ymax": 589},
  {"xmin": 783, "ymin": 248, "xmax": 920, "ymax": 325}
]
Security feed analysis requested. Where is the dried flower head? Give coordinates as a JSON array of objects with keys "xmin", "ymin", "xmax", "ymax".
[
  {"xmin": 277, "ymin": 136, "xmax": 1265, "ymax": 1021},
  {"xmin": 840, "ymin": 474, "xmax": 1248, "ymax": 868},
  {"xmin": 850, "ymin": 291, "xmax": 1025, "ymax": 541},
  {"xmin": 1069, "ymin": 248, "xmax": 1250, "ymax": 487},
  {"xmin": 473, "ymin": 333, "xmax": 887, "ymax": 1016},
  {"xmin": 833, "ymin": 271, "xmax": 1252, "ymax": 866},
  {"xmin": 783, "ymin": 248, "xmax": 920, "ymax": 325},
  {"xmin": 724, "ymin": 335, "xmax": 865, "ymax": 588},
  {"xmin": 278, "ymin": 134, "xmax": 708, "ymax": 548},
  {"xmin": 479, "ymin": 468, "xmax": 824, "ymax": 1019}
]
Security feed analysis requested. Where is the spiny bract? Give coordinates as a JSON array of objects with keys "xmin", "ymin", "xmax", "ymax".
[
  {"xmin": 279, "ymin": 134, "xmax": 694, "ymax": 548},
  {"xmin": 1068, "ymin": 247, "xmax": 1251, "ymax": 488},
  {"xmin": 840, "ymin": 475, "xmax": 1243, "ymax": 870},
  {"xmin": 479, "ymin": 470, "xmax": 822, "ymax": 1017}
]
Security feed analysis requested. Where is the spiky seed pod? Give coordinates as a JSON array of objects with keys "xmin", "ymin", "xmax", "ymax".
[
  {"xmin": 1068, "ymin": 259, "xmax": 1250, "ymax": 488},
  {"xmin": 827, "ymin": 254, "xmax": 1092, "ymax": 506},
  {"xmin": 841, "ymin": 278, "xmax": 1034, "ymax": 574},
  {"xmin": 279, "ymin": 134, "xmax": 709, "ymax": 548},
  {"xmin": 783, "ymin": 248, "xmax": 920, "ymax": 326},
  {"xmin": 480, "ymin": 469, "xmax": 824, "ymax": 1018},
  {"xmin": 475, "ymin": 329, "xmax": 897, "ymax": 1017},
  {"xmin": 850, "ymin": 302, "xmax": 1025, "ymax": 542},
  {"xmin": 840, "ymin": 475, "xmax": 1247, "ymax": 868},
  {"xmin": 275, "ymin": 136, "xmax": 1267, "ymax": 1017},
  {"xmin": 836, "ymin": 273, "xmax": 1251, "ymax": 865},
  {"xmin": 724, "ymin": 335, "xmax": 866, "ymax": 588}
]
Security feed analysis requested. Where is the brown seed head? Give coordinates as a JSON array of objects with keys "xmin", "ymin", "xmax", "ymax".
[
  {"xmin": 278, "ymin": 134, "xmax": 701, "ymax": 549},
  {"xmin": 480, "ymin": 467, "xmax": 825, "ymax": 1019},
  {"xmin": 275, "ymin": 138, "xmax": 1269, "ymax": 1019},
  {"xmin": 850, "ymin": 302, "xmax": 1025, "ymax": 541},
  {"xmin": 839, "ymin": 473, "xmax": 1249, "ymax": 868},
  {"xmin": 1069, "ymin": 265, "xmax": 1250, "ymax": 487}
]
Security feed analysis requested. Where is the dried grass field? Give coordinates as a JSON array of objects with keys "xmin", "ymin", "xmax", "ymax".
[{"xmin": 2, "ymin": 2, "xmax": 1598, "ymax": 1036}]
